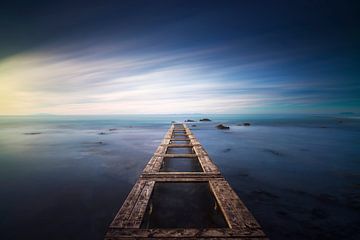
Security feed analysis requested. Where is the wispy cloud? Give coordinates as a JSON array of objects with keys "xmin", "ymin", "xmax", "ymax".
[{"xmin": 0, "ymin": 39, "xmax": 358, "ymax": 115}]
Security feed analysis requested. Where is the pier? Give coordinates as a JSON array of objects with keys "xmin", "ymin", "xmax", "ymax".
[{"xmin": 105, "ymin": 123, "xmax": 267, "ymax": 239}]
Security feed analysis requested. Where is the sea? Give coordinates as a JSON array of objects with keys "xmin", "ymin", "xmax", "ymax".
[{"xmin": 0, "ymin": 114, "xmax": 359, "ymax": 240}]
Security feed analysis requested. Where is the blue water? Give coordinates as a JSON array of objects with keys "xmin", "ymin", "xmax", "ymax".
[{"xmin": 0, "ymin": 114, "xmax": 359, "ymax": 239}]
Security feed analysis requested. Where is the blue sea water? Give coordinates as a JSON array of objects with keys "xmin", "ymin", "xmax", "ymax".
[{"xmin": 0, "ymin": 114, "xmax": 359, "ymax": 239}]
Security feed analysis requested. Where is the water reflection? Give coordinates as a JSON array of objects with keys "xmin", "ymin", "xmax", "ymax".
[{"xmin": 141, "ymin": 182, "xmax": 227, "ymax": 228}]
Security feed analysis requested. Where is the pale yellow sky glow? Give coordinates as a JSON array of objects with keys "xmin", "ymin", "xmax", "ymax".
[{"xmin": 0, "ymin": 47, "xmax": 271, "ymax": 115}]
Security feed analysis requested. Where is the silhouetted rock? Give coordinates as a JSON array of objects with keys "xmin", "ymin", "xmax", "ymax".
[
  {"xmin": 199, "ymin": 118, "xmax": 211, "ymax": 122},
  {"xmin": 191, "ymin": 124, "xmax": 197, "ymax": 127},
  {"xmin": 216, "ymin": 124, "xmax": 230, "ymax": 129},
  {"xmin": 263, "ymin": 148, "xmax": 284, "ymax": 156},
  {"xmin": 109, "ymin": 128, "xmax": 117, "ymax": 131},
  {"xmin": 98, "ymin": 132, "xmax": 106, "ymax": 135},
  {"xmin": 24, "ymin": 132, "xmax": 41, "ymax": 135},
  {"xmin": 243, "ymin": 122, "xmax": 251, "ymax": 126},
  {"xmin": 185, "ymin": 119, "xmax": 195, "ymax": 122},
  {"xmin": 223, "ymin": 148, "xmax": 231, "ymax": 153}
]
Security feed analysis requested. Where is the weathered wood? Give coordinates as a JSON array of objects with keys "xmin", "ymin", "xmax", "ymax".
[
  {"xmin": 106, "ymin": 123, "xmax": 267, "ymax": 239},
  {"xmin": 106, "ymin": 228, "xmax": 267, "ymax": 239},
  {"xmin": 161, "ymin": 143, "xmax": 199, "ymax": 147},
  {"xmin": 110, "ymin": 179, "xmax": 147, "ymax": 227},
  {"xmin": 124, "ymin": 180, "xmax": 155, "ymax": 228},
  {"xmin": 141, "ymin": 172, "xmax": 222, "ymax": 180},
  {"xmin": 154, "ymin": 153, "xmax": 197, "ymax": 158}
]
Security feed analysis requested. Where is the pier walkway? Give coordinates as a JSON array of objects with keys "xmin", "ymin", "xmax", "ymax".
[{"xmin": 105, "ymin": 123, "xmax": 267, "ymax": 239}]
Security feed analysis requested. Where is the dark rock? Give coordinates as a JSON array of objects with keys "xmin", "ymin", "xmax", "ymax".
[
  {"xmin": 216, "ymin": 124, "xmax": 230, "ymax": 129},
  {"xmin": 191, "ymin": 124, "xmax": 197, "ymax": 127},
  {"xmin": 109, "ymin": 128, "xmax": 117, "ymax": 131},
  {"xmin": 243, "ymin": 122, "xmax": 251, "ymax": 126},
  {"xmin": 199, "ymin": 118, "xmax": 211, "ymax": 122},
  {"xmin": 24, "ymin": 132, "xmax": 41, "ymax": 135},
  {"xmin": 223, "ymin": 148, "xmax": 231, "ymax": 153},
  {"xmin": 185, "ymin": 119, "xmax": 195, "ymax": 122},
  {"xmin": 263, "ymin": 148, "xmax": 284, "ymax": 156},
  {"xmin": 97, "ymin": 141, "xmax": 104, "ymax": 144},
  {"xmin": 98, "ymin": 132, "xmax": 106, "ymax": 135}
]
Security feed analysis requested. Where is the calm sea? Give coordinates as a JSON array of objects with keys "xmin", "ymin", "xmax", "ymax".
[{"xmin": 0, "ymin": 114, "xmax": 359, "ymax": 239}]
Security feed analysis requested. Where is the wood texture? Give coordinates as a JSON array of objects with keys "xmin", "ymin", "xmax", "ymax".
[{"xmin": 105, "ymin": 123, "xmax": 267, "ymax": 239}]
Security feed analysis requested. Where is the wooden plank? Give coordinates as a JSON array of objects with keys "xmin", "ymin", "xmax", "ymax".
[
  {"xmin": 143, "ymin": 156, "xmax": 163, "ymax": 173},
  {"xmin": 106, "ymin": 123, "xmax": 267, "ymax": 239},
  {"xmin": 171, "ymin": 133, "xmax": 190, "ymax": 136},
  {"xmin": 161, "ymin": 143, "xmax": 199, "ymax": 147},
  {"xmin": 106, "ymin": 228, "xmax": 267, "ymax": 239},
  {"xmin": 123, "ymin": 180, "xmax": 155, "ymax": 228},
  {"xmin": 209, "ymin": 180, "xmax": 263, "ymax": 231},
  {"xmin": 193, "ymin": 145, "xmax": 209, "ymax": 156},
  {"xmin": 154, "ymin": 145, "xmax": 167, "ymax": 155},
  {"xmin": 141, "ymin": 172, "xmax": 222, "ymax": 180},
  {"xmin": 154, "ymin": 153, "xmax": 197, "ymax": 158},
  {"xmin": 110, "ymin": 179, "xmax": 147, "ymax": 227}
]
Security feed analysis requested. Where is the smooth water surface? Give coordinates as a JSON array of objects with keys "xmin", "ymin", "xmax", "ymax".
[{"xmin": 0, "ymin": 114, "xmax": 359, "ymax": 239}]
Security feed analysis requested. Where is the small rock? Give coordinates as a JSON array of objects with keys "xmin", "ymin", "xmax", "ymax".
[
  {"xmin": 199, "ymin": 118, "xmax": 211, "ymax": 122},
  {"xmin": 223, "ymin": 148, "xmax": 231, "ymax": 153},
  {"xmin": 243, "ymin": 122, "xmax": 251, "ymax": 126},
  {"xmin": 216, "ymin": 124, "xmax": 230, "ymax": 130},
  {"xmin": 24, "ymin": 132, "xmax": 41, "ymax": 135},
  {"xmin": 263, "ymin": 148, "xmax": 283, "ymax": 156},
  {"xmin": 185, "ymin": 119, "xmax": 195, "ymax": 122},
  {"xmin": 191, "ymin": 124, "xmax": 197, "ymax": 127},
  {"xmin": 98, "ymin": 132, "xmax": 106, "ymax": 135},
  {"xmin": 109, "ymin": 128, "xmax": 117, "ymax": 131}
]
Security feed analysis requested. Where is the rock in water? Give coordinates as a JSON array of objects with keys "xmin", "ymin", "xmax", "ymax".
[
  {"xmin": 185, "ymin": 119, "xmax": 195, "ymax": 122},
  {"xmin": 216, "ymin": 124, "xmax": 230, "ymax": 129},
  {"xmin": 24, "ymin": 132, "xmax": 41, "ymax": 135},
  {"xmin": 243, "ymin": 122, "xmax": 251, "ymax": 126},
  {"xmin": 199, "ymin": 118, "xmax": 211, "ymax": 121}
]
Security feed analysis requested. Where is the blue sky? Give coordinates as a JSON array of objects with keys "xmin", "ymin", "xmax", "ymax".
[{"xmin": 0, "ymin": 0, "xmax": 359, "ymax": 114}]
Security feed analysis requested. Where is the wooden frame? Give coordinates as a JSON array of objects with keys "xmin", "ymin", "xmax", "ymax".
[{"xmin": 105, "ymin": 124, "xmax": 267, "ymax": 239}]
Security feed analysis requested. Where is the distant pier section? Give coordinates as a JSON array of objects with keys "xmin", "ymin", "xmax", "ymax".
[{"xmin": 105, "ymin": 123, "xmax": 267, "ymax": 239}]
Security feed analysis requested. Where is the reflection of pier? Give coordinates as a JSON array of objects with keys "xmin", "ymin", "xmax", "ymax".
[{"xmin": 105, "ymin": 123, "xmax": 267, "ymax": 239}]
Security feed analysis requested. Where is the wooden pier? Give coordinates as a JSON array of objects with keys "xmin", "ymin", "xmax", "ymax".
[{"xmin": 105, "ymin": 123, "xmax": 267, "ymax": 239}]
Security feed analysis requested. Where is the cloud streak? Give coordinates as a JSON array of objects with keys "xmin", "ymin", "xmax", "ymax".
[{"xmin": 0, "ymin": 37, "xmax": 358, "ymax": 115}]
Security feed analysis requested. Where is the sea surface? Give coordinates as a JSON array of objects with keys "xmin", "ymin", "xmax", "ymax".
[{"xmin": 0, "ymin": 114, "xmax": 359, "ymax": 240}]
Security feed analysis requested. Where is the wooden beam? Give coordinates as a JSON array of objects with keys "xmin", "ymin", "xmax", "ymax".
[{"xmin": 105, "ymin": 123, "xmax": 267, "ymax": 239}]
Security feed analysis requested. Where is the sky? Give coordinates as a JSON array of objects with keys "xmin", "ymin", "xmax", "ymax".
[{"xmin": 0, "ymin": 0, "xmax": 359, "ymax": 115}]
